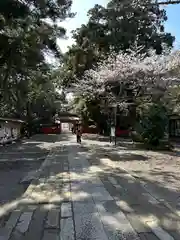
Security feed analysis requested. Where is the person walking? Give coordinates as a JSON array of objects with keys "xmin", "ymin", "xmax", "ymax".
[{"xmin": 76, "ymin": 124, "xmax": 82, "ymax": 143}]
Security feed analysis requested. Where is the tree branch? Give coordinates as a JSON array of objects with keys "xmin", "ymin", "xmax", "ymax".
[{"xmin": 158, "ymin": 0, "xmax": 180, "ymax": 5}]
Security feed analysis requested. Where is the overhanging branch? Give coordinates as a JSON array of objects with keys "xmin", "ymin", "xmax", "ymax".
[{"xmin": 158, "ymin": 0, "xmax": 180, "ymax": 5}]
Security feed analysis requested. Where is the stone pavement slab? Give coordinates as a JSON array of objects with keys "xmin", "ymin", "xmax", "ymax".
[
  {"xmin": 138, "ymin": 233, "xmax": 159, "ymax": 240},
  {"xmin": 46, "ymin": 207, "xmax": 60, "ymax": 229},
  {"xmin": 16, "ymin": 211, "xmax": 33, "ymax": 234},
  {"xmin": 21, "ymin": 207, "xmax": 47, "ymax": 240},
  {"xmin": 73, "ymin": 200, "xmax": 97, "ymax": 215},
  {"xmin": 42, "ymin": 230, "xmax": 59, "ymax": 240},
  {"xmin": 60, "ymin": 217, "xmax": 74, "ymax": 240},
  {"xmin": 146, "ymin": 221, "xmax": 174, "ymax": 240},
  {"xmin": 95, "ymin": 201, "xmax": 141, "ymax": 240},
  {"xmin": 0, "ymin": 210, "xmax": 21, "ymax": 240},
  {"xmin": 61, "ymin": 202, "xmax": 72, "ymax": 218},
  {"xmin": 90, "ymin": 186, "xmax": 114, "ymax": 202},
  {"xmin": 1, "ymin": 134, "xmax": 180, "ymax": 240},
  {"xmin": 74, "ymin": 212, "xmax": 109, "ymax": 240}
]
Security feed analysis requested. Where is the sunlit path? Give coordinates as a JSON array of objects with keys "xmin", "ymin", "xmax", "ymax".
[{"xmin": 0, "ymin": 133, "xmax": 179, "ymax": 239}]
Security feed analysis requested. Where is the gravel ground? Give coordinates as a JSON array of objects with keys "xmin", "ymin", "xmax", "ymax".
[
  {"xmin": 112, "ymin": 148, "xmax": 180, "ymax": 191},
  {"xmin": 83, "ymin": 134, "xmax": 180, "ymax": 207},
  {"xmin": 106, "ymin": 149, "xmax": 180, "ymax": 207}
]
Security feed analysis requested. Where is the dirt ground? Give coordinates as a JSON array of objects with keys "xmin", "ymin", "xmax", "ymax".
[{"xmin": 83, "ymin": 134, "xmax": 180, "ymax": 208}]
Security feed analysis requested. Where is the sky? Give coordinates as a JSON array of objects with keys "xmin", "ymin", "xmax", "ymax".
[
  {"xmin": 165, "ymin": 4, "xmax": 180, "ymax": 49},
  {"xmin": 57, "ymin": 0, "xmax": 180, "ymax": 53},
  {"xmin": 57, "ymin": 0, "xmax": 107, "ymax": 53}
]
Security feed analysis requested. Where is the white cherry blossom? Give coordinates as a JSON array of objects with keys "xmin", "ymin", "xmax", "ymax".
[{"xmin": 73, "ymin": 48, "xmax": 180, "ymax": 105}]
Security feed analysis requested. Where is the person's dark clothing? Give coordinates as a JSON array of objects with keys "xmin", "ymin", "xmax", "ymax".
[{"xmin": 76, "ymin": 128, "xmax": 81, "ymax": 143}]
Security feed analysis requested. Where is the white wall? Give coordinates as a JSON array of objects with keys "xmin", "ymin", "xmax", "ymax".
[
  {"xmin": 0, "ymin": 124, "xmax": 11, "ymax": 139},
  {"xmin": 61, "ymin": 123, "xmax": 71, "ymax": 132},
  {"xmin": 0, "ymin": 122, "xmax": 20, "ymax": 143}
]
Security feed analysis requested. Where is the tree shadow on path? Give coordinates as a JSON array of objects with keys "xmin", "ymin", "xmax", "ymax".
[{"xmin": 1, "ymin": 137, "xmax": 180, "ymax": 240}]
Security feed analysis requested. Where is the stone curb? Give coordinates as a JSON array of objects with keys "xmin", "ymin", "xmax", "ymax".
[{"xmin": 118, "ymin": 166, "xmax": 180, "ymax": 219}]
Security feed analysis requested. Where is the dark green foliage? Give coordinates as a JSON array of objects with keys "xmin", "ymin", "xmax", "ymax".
[
  {"xmin": 61, "ymin": 0, "xmax": 174, "ymax": 87},
  {"xmin": 0, "ymin": 0, "xmax": 74, "ymax": 120},
  {"xmin": 136, "ymin": 103, "xmax": 168, "ymax": 146},
  {"xmin": 72, "ymin": 95, "xmax": 108, "ymax": 132}
]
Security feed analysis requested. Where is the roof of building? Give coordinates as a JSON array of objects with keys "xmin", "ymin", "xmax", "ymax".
[
  {"xmin": 58, "ymin": 112, "xmax": 79, "ymax": 117},
  {"xmin": 0, "ymin": 117, "xmax": 25, "ymax": 123},
  {"xmin": 59, "ymin": 116, "xmax": 80, "ymax": 122}
]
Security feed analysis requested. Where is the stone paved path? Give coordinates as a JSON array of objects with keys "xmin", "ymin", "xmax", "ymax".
[{"xmin": 0, "ymin": 134, "xmax": 180, "ymax": 239}]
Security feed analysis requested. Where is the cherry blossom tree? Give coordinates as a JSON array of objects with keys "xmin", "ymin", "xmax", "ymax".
[
  {"xmin": 70, "ymin": 48, "xmax": 180, "ymax": 144},
  {"xmin": 73, "ymin": 48, "xmax": 180, "ymax": 105}
]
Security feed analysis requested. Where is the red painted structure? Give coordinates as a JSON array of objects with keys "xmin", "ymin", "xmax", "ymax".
[
  {"xmin": 40, "ymin": 123, "xmax": 61, "ymax": 134},
  {"xmin": 116, "ymin": 128, "xmax": 130, "ymax": 137},
  {"xmin": 82, "ymin": 125, "xmax": 130, "ymax": 136}
]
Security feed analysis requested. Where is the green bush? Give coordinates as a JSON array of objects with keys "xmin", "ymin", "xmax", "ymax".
[{"xmin": 136, "ymin": 103, "xmax": 168, "ymax": 146}]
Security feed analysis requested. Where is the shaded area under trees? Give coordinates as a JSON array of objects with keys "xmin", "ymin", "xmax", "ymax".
[{"xmin": 0, "ymin": 0, "xmax": 74, "ymax": 125}]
